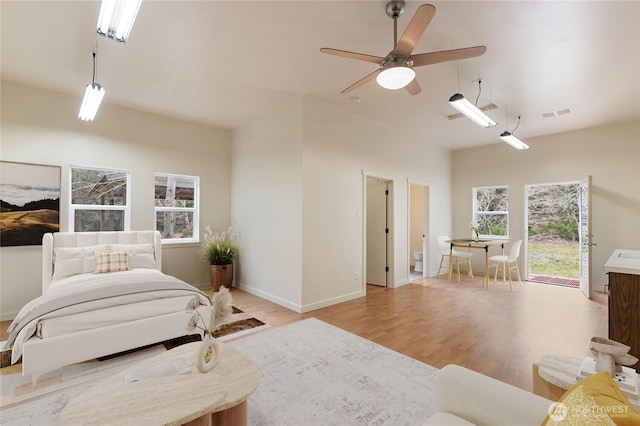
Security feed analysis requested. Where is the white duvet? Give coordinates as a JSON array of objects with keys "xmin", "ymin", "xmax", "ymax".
[{"xmin": 5, "ymin": 269, "xmax": 210, "ymax": 364}]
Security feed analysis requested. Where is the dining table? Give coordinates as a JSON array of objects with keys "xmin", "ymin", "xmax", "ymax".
[{"xmin": 447, "ymin": 239, "xmax": 508, "ymax": 289}]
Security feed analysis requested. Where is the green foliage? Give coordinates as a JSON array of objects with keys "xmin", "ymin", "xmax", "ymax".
[
  {"xmin": 527, "ymin": 183, "xmax": 579, "ymax": 241},
  {"xmin": 202, "ymin": 226, "xmax": 239, "ymax": 265},
  {"xmin": 529, "ymin": 222, "xmax": 578, "ymax": 241}
]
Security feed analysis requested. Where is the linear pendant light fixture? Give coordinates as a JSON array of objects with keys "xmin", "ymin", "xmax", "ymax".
[
  {"xmin": 499, "ymin": 116, "xmax": 529, "ymax": 150},
  {"xmin": 499, "ymin": 131, "xmax": 529, "ymax": 150},
  {"xmin": 448, "ymin": 93, "xmax": 497, "ymax": 127},
  {"xmin": 78, "ymin": 52, "xmax": 106, "ymax": 121},
  {"xmin": 97, "ymin": 0, "xmax": 142, "ymax": 43},
  {"xmin": 448, "ymin": 78, "xmax": 496, "ymax": 128}
]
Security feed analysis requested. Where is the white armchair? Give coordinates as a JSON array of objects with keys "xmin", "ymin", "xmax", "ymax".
[{"xmin": 425, "ymin": 364, "xmax": 553, "ymax": 425}]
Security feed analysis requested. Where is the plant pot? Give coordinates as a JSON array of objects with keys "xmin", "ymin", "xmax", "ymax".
[{"xmin": 210, "ymin": 264, "xmax": 233, "ymax": 292}]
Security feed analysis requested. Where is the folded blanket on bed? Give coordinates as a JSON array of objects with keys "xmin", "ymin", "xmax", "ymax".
[{"xmin": 4, "ymin": 269, "xmax": 210, "ymax": 364}]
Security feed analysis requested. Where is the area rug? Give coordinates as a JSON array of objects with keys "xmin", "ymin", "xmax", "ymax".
[
  {"xmin": 1, "ymin": 318, "xmax": 437, "ymax": 426},
  {"xmin": 213, "ymin": 306, "xmax": 268, "ymax": 340},
  {"xmin": 229, "ymin": 318, "xmax": 438, "ymax": 425}
]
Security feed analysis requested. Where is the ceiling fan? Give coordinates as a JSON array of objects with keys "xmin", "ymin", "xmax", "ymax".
[{"xmin": 320, "ymin": 1, "xmax": 487, "ymax": 96}]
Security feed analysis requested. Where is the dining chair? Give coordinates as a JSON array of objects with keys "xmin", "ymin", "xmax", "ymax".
[
  {"xmin": 436, "ymin": 235, "xmax": 473, "ymax": 283},
  {"xmin": 488, "ymin": 239, "xmax": 523, "ymax": 291}
]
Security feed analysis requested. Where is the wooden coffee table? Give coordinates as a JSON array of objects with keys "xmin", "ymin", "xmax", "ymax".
[{"xmin": 58, "ymin": 341, "xmax": 260, "ymax": 425}]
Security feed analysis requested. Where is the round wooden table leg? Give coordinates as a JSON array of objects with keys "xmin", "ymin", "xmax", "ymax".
[{"xmin": 211, "ymin": 400, "xmax": 248, "ymax": 426}]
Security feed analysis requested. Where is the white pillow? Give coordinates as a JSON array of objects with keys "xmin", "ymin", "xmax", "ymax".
[
  {"xmin": 51, "ymin": 242, "xmax": 156, "ymax": 280},
  {"xmin": 109, "ymin": 243, "xmax": 157, "ymax": 269},
  {"xmin": 52, "ymin": 247, "xmax": 85, "ymax": 280},
  {"xmin": 54, "ymin": 247, "xmax": 83, "ymax": 261},
  {"xmin": 82, "ymin": 245, "xmax": 109, "ymax": 273}
]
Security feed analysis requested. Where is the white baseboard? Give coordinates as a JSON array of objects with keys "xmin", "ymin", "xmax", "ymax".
[
  {"xmin": 1, "ymin": 311, "xmax": 17, "ymax": 322},
  {"xmin": 393, "ymin": 279, "xmax": 411, "ymax": 288},
  {"xmin": 301, "ymin": 289, "xmax": 365, "ymax": 313},
  {"xmin": 234, "ymin": 284, "xmax": 366, "ymax": 314},
  {"xmin": 234, "ymin": 284, "xmax": 303, "ymax": 313}
]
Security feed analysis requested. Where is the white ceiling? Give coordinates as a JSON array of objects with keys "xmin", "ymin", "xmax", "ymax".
[{"xmin": 2, "ymin": 1, "xmax": 639, "ymax": 150}]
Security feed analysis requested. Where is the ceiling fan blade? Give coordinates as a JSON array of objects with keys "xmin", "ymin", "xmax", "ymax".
[
  {"xmin": 393, "ymin": 4, "xmax": 436, "ymax": 57},
  {"xmin": 340, "ymin": 69, "xmax": 381, "ymax": 94},
  {"xmin": 405, "ymin": 78, "xmax": 421, "ymax": 96},
  {"xmin": 411, "ymin": 46, "xmax": 487, "ymax": 67},
  {"xmin": 320, "ymin": 48, "xmax": 384, "ymax": 64}
]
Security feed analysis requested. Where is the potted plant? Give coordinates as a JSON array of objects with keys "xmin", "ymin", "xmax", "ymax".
[{"xmin": 202, "ymin": 226, "xmax": 239, "ymax": 292}]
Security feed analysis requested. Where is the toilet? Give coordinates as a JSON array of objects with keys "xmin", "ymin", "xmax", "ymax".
[{"xmin": 413, "ymin": 252, "xmax": 423, "ymax": 273}]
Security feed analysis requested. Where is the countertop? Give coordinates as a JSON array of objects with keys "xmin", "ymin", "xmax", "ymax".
[{"xmin": 604, "ymin": 249, "xmax": 640, "ymax": 275}]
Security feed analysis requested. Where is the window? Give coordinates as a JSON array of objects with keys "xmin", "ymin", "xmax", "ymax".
[
  {"xmin": 70, "ymin": 166, "xmax": 130, "ymax": 231},
  {"xmin": 473, "ymin": 186, "xmax": 509, "ymax": 238},
  {"xmin": 154, "ymin": 173, "xmax": 199, "ymax": 243}
]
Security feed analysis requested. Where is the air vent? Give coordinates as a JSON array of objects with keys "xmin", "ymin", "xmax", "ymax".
[{"xmin": 541, "ymin": 108, "xmax": 572, "ymax": 118}]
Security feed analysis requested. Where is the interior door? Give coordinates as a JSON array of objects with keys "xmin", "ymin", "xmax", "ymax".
[
  {"xmin": 366, "ymin": 178, "xmax": 388, "ymax": 286},
  {"xmin": 579, "ymin": 176, "xmax": 593, "ymax": 299}
]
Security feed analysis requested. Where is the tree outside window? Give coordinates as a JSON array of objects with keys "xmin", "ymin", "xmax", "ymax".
[
  {"xmin": 155, "ymin": 173, "xmax": 199, "ymax": 243},
  {"xmin": 473, "ymin": 186, "xmax": 509, "ymax": 238},
  {"xmin": 70, "ymin": 166, "xmax": 130, "ymax": 231}
]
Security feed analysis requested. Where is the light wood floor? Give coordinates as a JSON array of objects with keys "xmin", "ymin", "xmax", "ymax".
[{"xmin": 1, "ymin": 276, "xmax": 608, "ymax": 393}]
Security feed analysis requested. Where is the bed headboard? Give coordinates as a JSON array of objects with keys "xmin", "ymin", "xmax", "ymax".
[{"xmin": 42, "ymin": 231, "xmax": 162, "ymax": 293}]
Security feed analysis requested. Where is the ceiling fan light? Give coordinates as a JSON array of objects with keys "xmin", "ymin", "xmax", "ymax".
[
  {"xmin": 97, "ymin": 0, "xmax": 142, "ymax": 43},
  {"xmin": 376, "ymin": 66, "xmax": 416, "ymax": 90},
  {"xmin": 448, "ymin": 93, "xmax": 497, "ymax": 128},
  {"xmin": 499, "ymin": 131, "xmax": 529, "ymax": 150}
]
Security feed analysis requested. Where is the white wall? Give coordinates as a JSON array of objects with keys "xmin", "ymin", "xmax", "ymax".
[
  {"xmin": 452, "ymin": 120, "xmax": 640, "ymax": 292},
  {"xmin": 231, "ymin": 96, "xmax": 452, "ymax": 313},
  {"xmin": 301, "ymin": 97, "xmax": 452, "ymax": 310},
  {"xmin": 230, "ymin": 95, "xmax": 304, "ymax": 310},
  {"xmin": 0, "ymin": 80, "xmax": 232, "ymax": 320}
]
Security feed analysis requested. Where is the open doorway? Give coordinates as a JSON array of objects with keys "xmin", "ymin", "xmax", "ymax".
[
  {"xmin": 409, "ymin": 182, "xmax": 429, "ymax": 280},
  {"xmin": 526, "ymin": 182, "xmax": 580, "ymax": 288}
]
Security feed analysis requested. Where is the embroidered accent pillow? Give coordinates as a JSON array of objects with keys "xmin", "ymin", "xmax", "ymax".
[
  {"xmin": 542, "ymin": 371, "xmax": 640, "ymax": 426},
  {"xmin": 95, "ymin": 251, "xmax": 129, "ymax": 273}
]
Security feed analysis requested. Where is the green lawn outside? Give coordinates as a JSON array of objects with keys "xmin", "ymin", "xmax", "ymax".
[{"xmin": 527, "ymin": 240, "xmax": 580, "ymax": 278}]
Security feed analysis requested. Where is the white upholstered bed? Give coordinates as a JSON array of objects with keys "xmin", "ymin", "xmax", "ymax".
[{"xmin": 4, "ymin": 231, "xmax": 210, "ymax": 383}]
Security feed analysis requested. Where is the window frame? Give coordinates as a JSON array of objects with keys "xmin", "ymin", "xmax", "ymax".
[
  {"xmin": 69, "ymin": 165, "xmax": 131, "ymax": 232},
  {"xmin": 154, "ymin": 172, "xmax": 200, "ymax": 245},
  {"xmin": 472, "ymin": 185, "xmax": 509, "ymax": 239}
]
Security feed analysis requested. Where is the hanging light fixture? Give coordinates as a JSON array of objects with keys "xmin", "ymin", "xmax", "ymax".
[
  {"xmin": 448, "ymin": 78, "xmax": 496, "ymax": 128},
  {"xmin": 376, "ymin": 64, "xmax": 416, "ymax": 90},
  {"xmin": 97, "ymin": 0, "xmax": 142, "ymax": 43},
  {"xmin": 78, "ymin": 52, "xmax": 105, "ymax": 122},
  {"xmin": 499, "ymin": 116, "xmax": 529, "ymax": 150}
]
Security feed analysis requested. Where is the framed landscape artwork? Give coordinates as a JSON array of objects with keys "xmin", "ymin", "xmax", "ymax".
[{"xmin": 0, "ymin": 161, "xmax": 61, "ymax": 246}]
